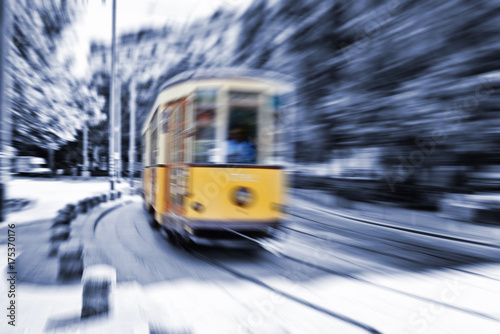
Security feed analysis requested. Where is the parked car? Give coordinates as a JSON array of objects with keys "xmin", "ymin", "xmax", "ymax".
[{"xmin": 14, "ymin": 156, "xmax": 51, "ymax": 176}]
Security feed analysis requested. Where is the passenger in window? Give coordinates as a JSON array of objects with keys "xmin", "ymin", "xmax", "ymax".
[
  {"xmin": 227, "ymin": 126, "xmax": 256, "ymax": 164},
  {"xmin": 196, "ymin": 111, "xmax": 215, "ymax": 140}
]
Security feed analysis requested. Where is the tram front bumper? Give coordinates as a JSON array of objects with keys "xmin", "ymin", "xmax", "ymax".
[{"xmin": 182, "ymin": 219, "xmax": 281, "ymax": 241}]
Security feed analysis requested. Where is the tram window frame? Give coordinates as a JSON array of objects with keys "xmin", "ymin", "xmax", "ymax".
[
  {"xmin": 179, "ymin": 102, "xmax": 187, "ymax": 163},
  {"xmin": 226, "ymin": 91, "xmax": 260, "ymax": 165},
  {"xmin": 193, "ymin": 89, "xmax": 218, "ymax": 164},
  {"xmin": 264, "ymin": 94, "xmax": 284, "ymax": 163},
  {"xmin": 167, "ymin": 103, "xmax": 175, "ymax": 164},
  {"xmin": 184, "ymin": 97, "xmax": 195, "ymax": 164},
  {"xmin": 175, "ymin": 104, "xmax": 181, "ymax": 163},
  {"xmin": 150, "ymin": 108, "xmax": 159, "ymax": 165},
  {"xmin": 142, "ymin": 133, "xmax": 147, "ymax": 166},
  {"xmin": 273, "ymin": 94, "xmax": 288, "ymax": 163},
  {"xmin": 161, "ymin": 106, "xmax": 172, "ymax": 134}
]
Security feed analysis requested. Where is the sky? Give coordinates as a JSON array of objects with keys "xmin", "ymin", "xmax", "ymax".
[
  {"xmin": 72, "ymin": 0, "xmax": 253, "ymax": 77},
  {"xmin": 81, "ymin": 0, "xmax": 253, "ymax": 41}
]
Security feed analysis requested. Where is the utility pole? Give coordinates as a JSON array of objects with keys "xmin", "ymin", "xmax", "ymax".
[
  {"xmin": 114, "ymin": 82, "xmax": 121, "ymax": 182},
  {"xmin": 108, "ymin": 0, "xmax": 117, "ymax": 190},
  {"xmin": 82, "ymin": 122, "xmax": 89, "ymax": 176},
  {"xmin": 0, "ymin": 0, "xmax": 12, "ymax": 222},
  {"xmin": 128, "ymin": 77, "xmax": 136, "ymax": 190}
]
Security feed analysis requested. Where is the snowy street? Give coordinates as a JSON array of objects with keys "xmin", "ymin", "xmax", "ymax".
[
  {"xmin": 2, "ymin": 1, "xmax": 500, "ymax": 333},
  {"xmin": 1, "ymin": 177, "xmax": 499, "ymax": 333}
]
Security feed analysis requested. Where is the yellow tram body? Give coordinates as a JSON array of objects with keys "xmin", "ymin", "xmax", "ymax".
[{"xmin": 142, "ymin": 71, "xmax": 291, "ymax": 244}]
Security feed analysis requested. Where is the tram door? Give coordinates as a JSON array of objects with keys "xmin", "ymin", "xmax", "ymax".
[
  {"xmin": 170, "ymin": 100, "xmax": 188, "ymax": 216},
  {"xmin": 150, "ymin": 109, "xmax": 159, "ymax": 208},
  {"xmin": 161, "ymin": 105, "xmax": 172, "ymax": 215}
]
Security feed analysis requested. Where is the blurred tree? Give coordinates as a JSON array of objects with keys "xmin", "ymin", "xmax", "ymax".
[
  {"xmin": 8, "ymin": 0, "xmax": 104, "ymax": 171},
  {"xmin": 86, "ymin": 0, "xmax": 500, "ymax": 186}
]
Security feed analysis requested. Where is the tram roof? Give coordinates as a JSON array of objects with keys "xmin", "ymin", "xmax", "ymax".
[
  {"xmin": 158, "ymin": 68, "xmax": 295, "ymax": 93},
  {"xmin": 142, "ymin": 68, "xmax": 295, "ymax": 134}
]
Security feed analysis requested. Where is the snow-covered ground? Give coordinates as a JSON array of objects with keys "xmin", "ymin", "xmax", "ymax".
[
  {"xmin": 1, "ymin": 255, "xmax": 499, "ymax": 334},
  {"xmin": 3, "ymin": 177, "xmax": 130, "ymax": 226},
  {"xmin": 1, "ymin": 177, "xmax": 499, "ymax": 333}
]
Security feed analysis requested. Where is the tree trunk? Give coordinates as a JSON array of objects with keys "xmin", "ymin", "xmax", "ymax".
[
  {"xmin": 83, "ymin": 123, "xmax": 88, "ymax": 172},
  {"xmin": 48, "ymin": 147, "xmax": 54, "ymax": 176}
]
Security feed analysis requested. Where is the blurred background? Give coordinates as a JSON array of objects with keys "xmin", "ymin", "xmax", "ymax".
[
  {"xmin": 1, "ymin": 1, "xmax": 500, "ymax": 332},
  {"xmin": 1, "ymin": 0, "xmax": 500, "ymax": 217}
]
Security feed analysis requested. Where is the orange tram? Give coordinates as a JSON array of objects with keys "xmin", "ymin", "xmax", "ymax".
[{"xmin": 141, "ymin": 70, "xmax": 292, "ymax": 246}]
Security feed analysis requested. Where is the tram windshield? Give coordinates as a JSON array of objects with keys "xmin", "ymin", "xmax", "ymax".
[
  {"xmin": 193, "ymin": 90, "xmax": 262, "ymax": 164},
  {"xmin": 226, "ymin": 107, "xmax": 257, "ymax": 164}
]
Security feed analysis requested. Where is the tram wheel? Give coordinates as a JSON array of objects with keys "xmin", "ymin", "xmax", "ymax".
[
  {"xmin": 165, "ymin": 229, "xmax": 176, "ymax": 243},
  {"xmin": 148, "ymin": 211, "xmax": 160, "ymax": 230},
  {"xmin": 177, "ymin": 232, "xmax": 195, "ymax": 250}
]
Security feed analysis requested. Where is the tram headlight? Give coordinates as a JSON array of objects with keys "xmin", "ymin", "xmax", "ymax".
[
  {"xmin": 192, "ymin": 202, "xmax": 205, "ymax": 212},
  {"xmin": 233, "ymin": 187, "xmax": 254, "ymax": 207}
]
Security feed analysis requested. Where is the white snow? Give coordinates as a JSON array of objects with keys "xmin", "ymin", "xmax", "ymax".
[
  {"xmin": 2, "ymin": 254, "xmax": 499, "ymax": 334},
  {"xmin": 1, "ymin": 178, "xmax": 499, "ymax": 333},
  {"xmin": 3, "ymin": 177, "xmax": 129, "ymax": 226}
]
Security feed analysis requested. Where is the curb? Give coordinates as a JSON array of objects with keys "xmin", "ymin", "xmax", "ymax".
[
  {"xmin": 81, "ymin": 265, "xmax": 116, "ymax": 318},
  {"xmin": 47, "ymin": 190, "xmax": 124, "ymax": 282}
]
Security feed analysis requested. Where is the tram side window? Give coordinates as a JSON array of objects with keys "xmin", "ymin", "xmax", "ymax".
[
  {"xmin": 194, "ymin": 90, "xmax": 217, "ymax": 163},
  {"xmin": 272, "ymin": 95, "xmax": 285, "ymax": 160},
  {"xmin": 150, "ymin": 109, "xmax": 159, "ymax": 165},
  {"xmin": 227, "ymin": 107, "xmax": 257, "ymax": 164},
  {"xmin": 142, "ymin": 134, "xmax": 146, "ymax": 166}
]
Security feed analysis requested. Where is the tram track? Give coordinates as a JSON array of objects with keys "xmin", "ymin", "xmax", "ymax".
[
  {"xmin": 282, "ymin": 224, "xmax": 448, "ymax": 269},
  {"xmin": 288, "ymin": 206, "xmax": 500, "ymax": 249},
  {"xmin": 281, "ymin": 222, "xmax": 500, "ymax": 283},
  {"xmin": 287, "ymin": 208, "xmax": 500, "ymax": 282},
  {"xmin": 187, "ymin": 248, "xmax": 383, "ymax": 334},
  {"xmin": 91, "ymin": 200, "xmax": 500, "ymax": 332},
  {"xmin": 222, "ymin": 228, "xmax": 500, "ymax": 324},
  {"xmin": 93, "ymin": 202, "xmax": 384, "ymax": 333}
]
